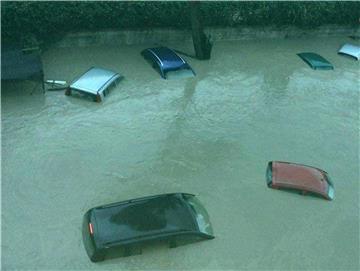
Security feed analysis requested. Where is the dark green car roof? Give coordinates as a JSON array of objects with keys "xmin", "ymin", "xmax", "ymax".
[
  {"xmin": 90, "ymin": 193, "xmax": 198, "ymax": 247},
  {"xmin": 297, "ymin": 52, "xmax": 334, "ymax": 70}
]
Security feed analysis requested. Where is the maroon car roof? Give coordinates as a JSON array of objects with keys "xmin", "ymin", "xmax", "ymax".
[{"xmin": 272, "ymin": 161, "xmax": 329, "ymax": 195}]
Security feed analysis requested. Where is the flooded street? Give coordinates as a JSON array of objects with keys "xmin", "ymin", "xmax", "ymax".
[{"xmin": 2, "ymin": 36, "xmax": 359, "ymax": 270}]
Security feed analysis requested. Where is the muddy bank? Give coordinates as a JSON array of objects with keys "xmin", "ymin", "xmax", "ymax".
[{"xmin": 54, "ymin": 25, "xmax": 360, "ymax": 47}]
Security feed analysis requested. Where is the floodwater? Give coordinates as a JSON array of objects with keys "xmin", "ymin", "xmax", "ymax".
[{"xmin": 2, "ymin": 36, "xmax": 359, "ymax": 270}]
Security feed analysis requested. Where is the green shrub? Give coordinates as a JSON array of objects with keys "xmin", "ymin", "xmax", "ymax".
[{"xmin": 1, "ymin": 1, "xmax": 359, "ymax": 46}]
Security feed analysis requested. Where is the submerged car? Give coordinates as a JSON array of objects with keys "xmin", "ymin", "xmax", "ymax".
[
  {"xmin": 141, "ymin": 47, "xmax": 195, "ymax": 79},
  {"xmin": 338, "ymin": 43, "xmax": 360, "ymax": 60},
  {"xmin": 65, "ymin": 67, "xmax": 122, "ymax": 102},
  {"xmin": 82, "ymin": 193, "xmax": 214, "ymax": 262},
  {"xmin": 297, "ymin": 52, "xmax": 334, "ymax": 70},
  {"xmin": 266, "ymin": 161, "xmax": 334, "ymax": 200}
]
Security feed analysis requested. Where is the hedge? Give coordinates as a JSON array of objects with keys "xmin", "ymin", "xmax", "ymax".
[{"xmin": 1, "ymin": 1, "xmax": 359, "ymax": 46}]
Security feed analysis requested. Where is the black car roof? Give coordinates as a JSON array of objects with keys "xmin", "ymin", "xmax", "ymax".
[
  {"xmin": 297, "ymin": 52, "xmax": 334, "ymax": 70},
  {"xmin": 91, "ymin": 193, "xmax": 198, "ymax": 247},
  {"xmin": 144, "ymin": 47, "xmax": 185, "ymax": 67},
  {"xmin": 142, "ymin": 47, "xmax": 188, "ymax": 71}
]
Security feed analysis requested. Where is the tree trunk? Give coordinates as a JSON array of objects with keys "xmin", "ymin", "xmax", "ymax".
[{"xmin": 190, "ymin": 1, "xmax": 212, "ymax": 60}]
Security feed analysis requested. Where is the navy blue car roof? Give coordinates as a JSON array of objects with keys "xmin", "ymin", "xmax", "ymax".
[
  {"xmin": 91, "ymin": 193, "xmax": 198, "ymax": 246},
  {"xmin": 144, "ymin": 47, "xmax": 186, "ymax": 69}
]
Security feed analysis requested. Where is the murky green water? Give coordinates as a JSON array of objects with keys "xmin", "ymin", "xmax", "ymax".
[{"xmin": 2, "ymin": 36, "xmax": 359, "ymax": 270}]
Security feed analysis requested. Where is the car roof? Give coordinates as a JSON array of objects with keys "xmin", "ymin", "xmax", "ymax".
[
  {"xmin": 297, "ymin": 52, "xmax": 334, "ymax": 70},
  {"xmin": 271, "ymin": 161, "xmax": 329, "ymax": 194},
  {"xmin": 338, "ymin": 43, "xmax": 360, "ymax": 60},
  {"xmin": 70, "ymin": 67, "xmax": 121, "ymax": 94},
  {"xmin": 143, "ymin": 47, "xmax": 187, "ymax": 69},
  {"xmin": 91, "ymin": 193, "xmax": 198, "ymax": 247}
]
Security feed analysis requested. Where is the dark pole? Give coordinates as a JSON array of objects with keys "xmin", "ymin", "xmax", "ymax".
[{"xmin": 190, "ymin": 1, "xmax": 212, "ymax": 60}]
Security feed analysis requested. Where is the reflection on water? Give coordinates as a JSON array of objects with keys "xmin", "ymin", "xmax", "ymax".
[
  {"xmin": 110, "ymin": 201, "xmax": 167, "ymax": 231},
  {"xmin": 2, "ymin": 36, "xmax": 359, "ymax": 270},
  {"xmin": 107, "ymin": 195, "xmax": 194, "ymax": 235}
]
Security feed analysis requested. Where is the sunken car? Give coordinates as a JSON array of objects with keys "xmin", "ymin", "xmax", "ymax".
[
  {"xmin": 82, "ymin": 193, "xmax": 214, "ymax": 262},
  {"xmin": 338, "ymin": 43, "xmax": 360, "ymax": 60},
  {"xmin": 65, "ymin": 67, "xmax": 122, "ymax": 102},
  {"xmin": 297, "ymin": 52, "xmax": 334, "ymax": 70},
  {"xmin": 141, "ymin": 47, "xmax": 195, "ymax": 79},
  {"xmin": 266, "ymin": 161, "xmax": 334, "ymax": 200}
]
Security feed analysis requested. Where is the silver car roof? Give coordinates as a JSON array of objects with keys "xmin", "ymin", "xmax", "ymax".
[
  {"xmin": 70, "ymin": 67, "xmax": 121, "ymax": 94},
  {"xmin": 338, "ymin": 43, "xmax": 360, "ymax": 60}
]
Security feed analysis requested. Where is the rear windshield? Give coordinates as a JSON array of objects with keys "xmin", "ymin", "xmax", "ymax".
[{"xmin": 183, "ymin": 195, "xmax": 213, "ymax": 236}]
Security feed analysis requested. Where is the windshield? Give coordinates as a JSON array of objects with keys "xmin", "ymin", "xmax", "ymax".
[
  {"xmin": 166, "ymin": 68, "xmax": 195, "ymax": 80},
  {"xmin": 266, "ymin": 162, "xmax": 272, "ymax": 183},
  {"xmin": 183, "ymin": 195, "xmax": 214, "ymax": 236}
]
